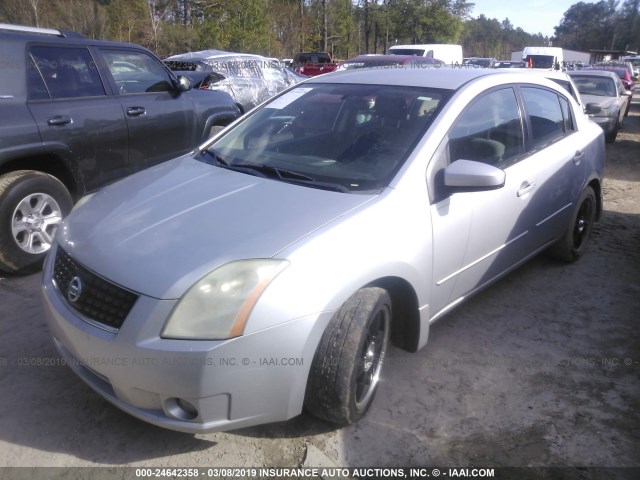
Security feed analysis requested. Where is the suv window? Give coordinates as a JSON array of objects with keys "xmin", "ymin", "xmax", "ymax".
[
  {"xmin": 521, "ymin": 87, "xmax": 566, "ymax": 149},
  {"xmin": 29, "ymin": 46, "xmax": 105, "ymax": 99},
  {"xmin": 100, "ymin": 49, "xmax": 174, "ymax": 94},
  {"xmin": 448, "ymin": 88, "xmax": 524, "ymax": 168}
]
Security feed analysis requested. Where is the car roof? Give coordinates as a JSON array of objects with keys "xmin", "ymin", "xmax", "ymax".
[
  {"xmin": 569, "ymin": 70, "xmax": 619, "ymax": 80},
  {"xmin": 589, "ymin": 67, "xmax": 628, "ymax": 75},
  {"xmin": 0, "ymin": 23, "xmax": 150, "ymax": 51},
  {"xmin": 305, "ymin": 66, "xmax": 523, "ymax": 90}
]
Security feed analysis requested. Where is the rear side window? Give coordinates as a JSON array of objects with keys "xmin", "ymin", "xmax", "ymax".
[
  {"xmin": 29, "ymin": 46, "xmax": 105, "ymax": 100},
  {"xmin": 521, "ymin": 87, "xmax": 567, "ymax": 149},
  {"xmin": 100, "ymin": 49, "xmax": 174, "ymax": 94},
  {"xmin": 558, "ymin": 96, "xmax": 574, "ymax": 133}
]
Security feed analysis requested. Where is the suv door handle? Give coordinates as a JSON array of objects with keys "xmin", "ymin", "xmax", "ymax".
[
  {"xmin": 126, "ymin": 106, "xmax": 146, "ymax": 117},
  {"xmin": 573, "ymin": 150, "xmax": 584, "ymax": 165},
  {"xmin": 47, "ymin": 115, "xmax": 72, "ymax": 126}
]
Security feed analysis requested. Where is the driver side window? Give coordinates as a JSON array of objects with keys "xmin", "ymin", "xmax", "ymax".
[
  {"xmin": 427, "ymin": 88, "xmax": 524, "ymax": 204},
  {"xmin": 100, "ymin": 49, "xmax": 174, "ymax": 94},
  {"xmin": 447, "ymin": 88, "xmax": 524, "ymax": 168}
]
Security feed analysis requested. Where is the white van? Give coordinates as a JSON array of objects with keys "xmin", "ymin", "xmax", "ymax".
[
  {"xmin": 522, "ymin": 46, "xmax": 563, "ymax": 70},
  {"xmin": 387, "ymin": 44, "xmax": 463, "ymax": 66}
]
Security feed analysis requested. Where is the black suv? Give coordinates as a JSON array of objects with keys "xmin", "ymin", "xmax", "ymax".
[{"xmin": 0, "ymin": 23, "xmax": 241, "ymax": 273}]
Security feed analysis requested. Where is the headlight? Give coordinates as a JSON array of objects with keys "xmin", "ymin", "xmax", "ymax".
[
  {"xmin": 591, "ymin": 107, "xmax": 610, "ymax": 117},
  {"xmin": 161, "ymin": 259, "xmax": 289, "ymax": 340}
]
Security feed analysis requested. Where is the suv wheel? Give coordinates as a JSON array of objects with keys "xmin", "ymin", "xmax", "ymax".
[{"xmin": 0, "ymin": 170, "xmax": 72, "ymax": 273}]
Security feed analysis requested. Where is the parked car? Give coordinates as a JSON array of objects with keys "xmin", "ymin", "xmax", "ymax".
[
  {"xmin": 463, "ymin": 57, "xmax": 496, "ymax": 68},
  {"xmin": 293, "ymin": 52, "xmax": 340, "ymax": 76},
  {"xmin": 592, "ymin": 61, "xmax": 636, "ymax": 85},
  {"xmin": 587, "ymin": 66, "xmax": 634, "ymax": 116},
  {"xmin": 43, "ymin": 68, "xmax": 604, "ymax": 433},
  {"xmin": 0, "ymin": 23, "xmax": 240, "ymax": 274},
  {"xmin": 337, "ymin": 54, "xmax": 445, "ymax": 71},
  {"xmin": 165, "ymin": 51, "xmax": 301, "ymax": 114},
  {"xmin": 569, "ymin": 70, "xmax": 631, "ymax": 142},
  {"xmin": 387, "ymin": 44, "xmax": 463, "ymax": 65},
  {"xmin": 493, "ymin": 60, "xmax": 525, "ymax": 69},
  {"xmin": 621, "ymin": 55, "xmax": 640, "ymax": 79}
]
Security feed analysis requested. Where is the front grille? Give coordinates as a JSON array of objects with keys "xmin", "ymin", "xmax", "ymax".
[{"xmin": 53, "ymin": 248, "xmax": 138, "ymax": 330}]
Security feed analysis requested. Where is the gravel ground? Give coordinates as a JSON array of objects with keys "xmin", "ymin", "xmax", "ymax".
[{"xmin": 0, "ymin": 96, "xmax": 638, "ymax": 477}]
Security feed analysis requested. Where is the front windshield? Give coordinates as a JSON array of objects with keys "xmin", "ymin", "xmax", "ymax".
[
  {"xmin": 525, "ymin": 55, "xmax": 555, "ymax": 69},
  {"xmin": 388, "ymin": 49, "xmax": 426, "ymax": 56},
  {"xmin": 204, "ymin": 83, "xmax": 451, "ymax": 193}
]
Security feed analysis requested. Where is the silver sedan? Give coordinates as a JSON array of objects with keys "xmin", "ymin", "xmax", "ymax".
[
  {"xmin": 569, "ymin": 69, "xmax": 631, "ymax": 143},
  {"xmin": 42, "ymin": 67, "xmax": 605, "ymax": 433}
]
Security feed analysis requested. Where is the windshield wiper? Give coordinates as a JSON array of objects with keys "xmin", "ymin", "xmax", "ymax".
[
  {"xmin": 232, "ymin": 164, "xmax": 350, "ymax": 192},
  {"xmin": 202, "ymin": 154, "xmax": 350, "ymax": 192},
  {"xmin": 202, "ymin": 150, "xmax": 230, "ymax": 167}
]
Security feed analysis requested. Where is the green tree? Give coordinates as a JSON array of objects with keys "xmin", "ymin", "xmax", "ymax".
[{"xmin": 553, "ymin": 1, "xmax": 619, "ymax": 50}]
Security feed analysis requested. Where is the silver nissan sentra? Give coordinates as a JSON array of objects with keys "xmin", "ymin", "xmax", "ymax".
[{"xmin": 42, "ymin": 67, "xmax": 605, "ymax": 433}]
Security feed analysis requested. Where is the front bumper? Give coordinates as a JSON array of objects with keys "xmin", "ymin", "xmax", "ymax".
[
  {"xmin": 42, "ymin": 251, "xmax": 329, "ymax": 433},
  {"xmin": 589, "ymin": 115, "xmax": 618, "ymax": 134}
]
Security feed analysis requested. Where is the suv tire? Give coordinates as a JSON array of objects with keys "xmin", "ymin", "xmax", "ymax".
[{"xmin": 0, "ymin": 170, "xmax": 72, "ymax": 273}]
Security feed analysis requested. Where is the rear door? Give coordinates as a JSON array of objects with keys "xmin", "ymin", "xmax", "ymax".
[
  {"xmin": 518, "ymin": 86, "xmax": 583, "ymax": 247},
  {"xmin": 97, "ymin": 48, "xmax": 198, "ymax": 173},
  {"xmin": 26, "ymin": 44, "xmax": 128, "ymax": 192}
]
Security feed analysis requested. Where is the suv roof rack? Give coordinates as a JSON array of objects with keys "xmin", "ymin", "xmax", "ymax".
[{"xmin": 0, "ymin": 23, "xmax": 84, "ymax": 38}]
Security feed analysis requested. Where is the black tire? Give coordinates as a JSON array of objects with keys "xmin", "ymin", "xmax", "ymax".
[
  {"xmin": 305, "ymin": 287, "xmax": 391, "ymax": 425},
  {"xmin": 0, "ymin": 170, "xmax": 73, "ymax": 274},
  {"xmin": 548, "ymin": 186, "xmax": 596, "ymax": 262},
  {"xmin": 605, "ymin": 123, "xmax": 619, "ymax": 143}
]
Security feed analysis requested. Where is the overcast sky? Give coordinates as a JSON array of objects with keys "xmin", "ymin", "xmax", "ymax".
[{"xmin": 470, "ymin": 0, "xmax": 595, "ymax": 37}]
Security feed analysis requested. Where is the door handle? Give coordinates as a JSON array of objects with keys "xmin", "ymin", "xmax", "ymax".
[
  {"xmin": 517, "ymin": 181, "xmax": 536, "ymax": 197},
  {"xmin": 47, "ymin": 115, "xmax": 72, "ymax": 126},
  {"xmin": 126, "ymin": 106, "xmax": 146, "ymax": 116},
  {"xmin": 573, "ymin": 150, "xmax": 584, "ymax": 165}
]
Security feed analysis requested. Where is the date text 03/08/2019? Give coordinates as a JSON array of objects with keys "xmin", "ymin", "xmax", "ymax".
[{"xmin": 134, "ymin": 467, "xmax": 496, "ymax": 478}]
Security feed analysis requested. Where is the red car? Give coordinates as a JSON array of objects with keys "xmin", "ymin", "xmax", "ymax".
[{"xmin": 293, "ymin": 52, "xmax": 339, "ymax": 76}]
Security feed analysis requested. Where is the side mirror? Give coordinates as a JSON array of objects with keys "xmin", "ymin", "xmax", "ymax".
[
  {"xmin": 176, "ymin": 75, "xmax": 191, "ymax": 92},
  {"xmin": 622, "ymin": 89, "xmax": 633, "ymax": 97},
  {"xmin": 585, "ymin": 103, "xmax": 602, "ymax": 115},
  {"xmin": 444, "ymin": 159, "xmax": 505, "ymax": 190}
]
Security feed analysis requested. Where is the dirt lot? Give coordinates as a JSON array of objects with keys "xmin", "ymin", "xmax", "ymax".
[{"xmin": 0, "ymin": 97, "xmax": 638, "ymax": 475}]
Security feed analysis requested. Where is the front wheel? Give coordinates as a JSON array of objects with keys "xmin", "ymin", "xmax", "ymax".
[
  {"xmin": 548, "ymin": 186, "xmax": 596, "ymax": 262},
  {"xmin": 605, "ymin": 122, "xmax": 619, "ymax": 143},
  {"xmin": 305, "ymin": 287, "xmax": 391, "ymax": 425},
  {"xmin": 0, "ymin": 171, "xmax": 73, "ymax": 273}
]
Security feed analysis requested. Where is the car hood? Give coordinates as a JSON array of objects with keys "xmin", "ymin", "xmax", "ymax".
[
  {"xmin": 580, "ymin": 94, "xmax": 620, "ymax": 110},
  {"xmin": 58, "ymin": 155, "xmax": 374, "ymax": 299}
]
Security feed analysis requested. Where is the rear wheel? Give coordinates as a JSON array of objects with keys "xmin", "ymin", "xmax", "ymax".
[
  {"xmin": 0, "ymin": 171, "xmax": 72, "ymax": 273},
  {"xmin": 305, "ymin": 287, "xmax": 391, "ymax": 425},
  {"xmin": 548, "ymin": 186, "xmax": 596, "ymax": 262}
]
